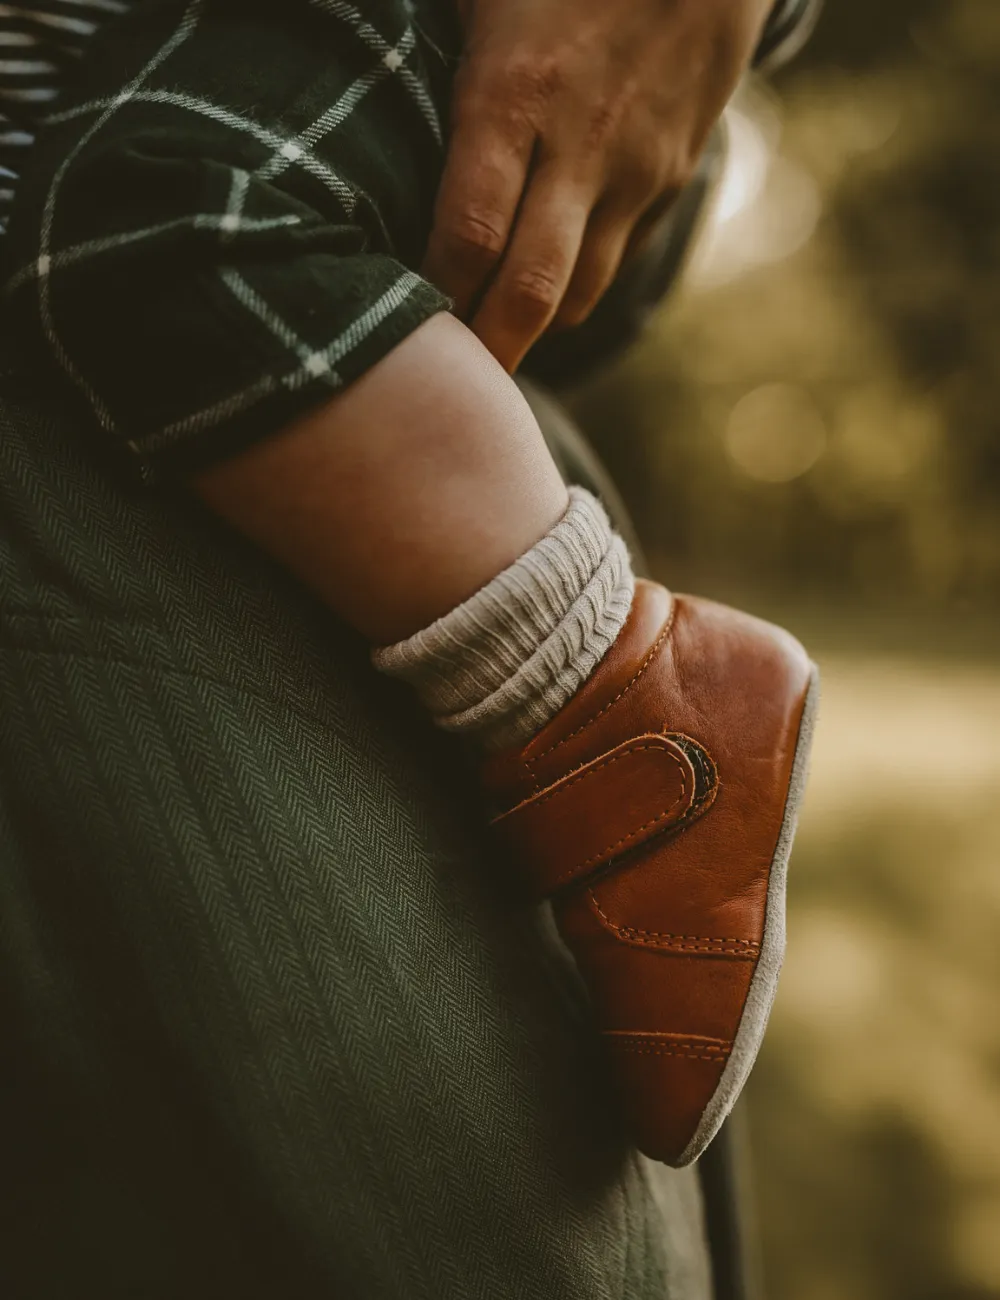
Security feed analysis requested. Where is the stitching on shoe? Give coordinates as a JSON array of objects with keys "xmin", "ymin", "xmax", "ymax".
[
  {"xmin": 529, "ymin": 595, "xmax": 679, "ymax": 763},
  {"xmin": 538, "ymin": 749, "xmax": 691, "ymax": 888},
  {"xmin": 609, "ymin": 1040, "xmax": 732, "ymax": 1061},
  {"xmin": 587, "ymin": 893, "xmax": 761, "ymax": 956},
  {"xmin": 605, "ymin": 1032, "xmax": 730, "ymax": 1049},
  {"xmin": 498, "ymin": 741, "xmax": 689, "ymax": 818}
]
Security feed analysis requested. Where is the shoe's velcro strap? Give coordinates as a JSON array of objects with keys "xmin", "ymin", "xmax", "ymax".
[{"xmin": 491, "ymin": 734, "xmax": 698, "ymax": 900}]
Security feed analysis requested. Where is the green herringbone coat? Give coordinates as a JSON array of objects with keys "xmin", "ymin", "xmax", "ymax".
[{"xmin": 0, "ymin": 388, "xmax": 713, "ymax": 1299}]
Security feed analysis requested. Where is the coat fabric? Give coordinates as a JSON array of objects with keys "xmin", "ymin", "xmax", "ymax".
[{"xmin": 0, "ymin": 382, "xmax": 715, "ymax": 1299}]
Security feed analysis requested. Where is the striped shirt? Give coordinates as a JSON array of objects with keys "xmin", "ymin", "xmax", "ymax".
[
  {"xmin": 0, "ymin": 2, "xmax": 128, "ymax": 230},
  {"xmin": 3, "ymin": 0, "xmax": 459, "ymax": 488}
]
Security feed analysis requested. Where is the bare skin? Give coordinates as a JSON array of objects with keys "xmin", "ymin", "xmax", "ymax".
[
  {"xmin": 424, "ymin": 0, "xmax": 775, "ymax": 372},
  {"xmin": 195, "ymin": 0, "xmax": 777, "ymax": 646},
  {"xmin": 192, "ymin": 312, "xmax": 568, "ymax": 646}
]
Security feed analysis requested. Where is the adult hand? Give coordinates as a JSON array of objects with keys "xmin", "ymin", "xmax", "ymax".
[{"xmin": 422, "ymin": 0, "xmax": 774, "ymax": 373}]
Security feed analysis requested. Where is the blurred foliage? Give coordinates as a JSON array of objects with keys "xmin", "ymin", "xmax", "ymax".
[
  {"xmin": 565, "ymin": 2, "xmax": 1000, "ymax": 1297},
  {"xmin": 568, "ymin": 0, "xmax": 1000, "ymax": 626},
  {"xmin": 750, "ymin": 655, "xmax": 1000, "ymax": 1300}
]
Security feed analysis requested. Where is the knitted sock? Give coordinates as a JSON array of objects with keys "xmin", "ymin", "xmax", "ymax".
[{"xmin": 372, "ymin": 487, "xmax": 636, "ymax": 752}]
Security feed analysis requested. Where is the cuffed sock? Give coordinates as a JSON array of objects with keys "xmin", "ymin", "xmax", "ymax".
[{"xmin": 372, "ymin": 487, "xmax": 636, "ymax": 752}]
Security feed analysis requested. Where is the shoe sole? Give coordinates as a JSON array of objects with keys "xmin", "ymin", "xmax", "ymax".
[{"xmin": 677, "ymin": 662, "xmax": 821, "ymax": 1165}]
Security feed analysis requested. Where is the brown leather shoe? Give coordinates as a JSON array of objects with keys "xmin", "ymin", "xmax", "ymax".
[{"xmin": 480, "ymin": 579, "xmax": 819, "ymax": 1166}]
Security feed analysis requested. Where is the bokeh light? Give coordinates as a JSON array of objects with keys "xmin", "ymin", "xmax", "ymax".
[
  {"xmin": 724, "ymin": 383, "xmax": 827, "ymax": 482},
  {"xmin": 566, "ymin": 2, "xmax": 1000, "ymax": 1295}
]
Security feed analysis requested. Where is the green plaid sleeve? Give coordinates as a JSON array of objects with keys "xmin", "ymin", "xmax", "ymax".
[{"xmin": 2, "ymin": 0, "xmax": 455, "ymax": 486}]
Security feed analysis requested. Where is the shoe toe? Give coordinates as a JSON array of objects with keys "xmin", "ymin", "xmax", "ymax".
[
  {"xmin": 603, "ymin": 1031, "xmax": 730, "ymax": 1166},
  {"xmin": 483, "ymin": 580, "xmax": 819, "ymax": 1165}
]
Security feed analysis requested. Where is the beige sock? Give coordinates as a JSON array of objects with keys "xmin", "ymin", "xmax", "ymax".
[{"xmin": 372, "ymin": 487, "xmax": 636, "ymax": 752}]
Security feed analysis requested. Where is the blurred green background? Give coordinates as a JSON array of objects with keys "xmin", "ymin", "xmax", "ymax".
[{"xmin": 564, "ymin": 1, "xmax": 1000, "ymax": 1296}]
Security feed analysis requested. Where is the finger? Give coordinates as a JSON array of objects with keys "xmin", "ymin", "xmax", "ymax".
[
  {"xmin": 421, "ymin": 106, "xmax": 535, "ymax": 320},
  {"xmin": 469, "ymin": 168, "xmax": 592, "ymax": 373},
  {"xmin": 552, "ymin": 151, "xmax": 685, "ymax": 330},
  {"xmin": 623, "ymin": 189, "xmax": 681, "ymax": 263},
  {"xmin": 551, "ymin": 202, "xmax": 634, "ymax": 331}
]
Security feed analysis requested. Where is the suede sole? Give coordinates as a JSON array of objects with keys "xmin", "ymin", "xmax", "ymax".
[{"xmin": 677, "ymin": 663, "xmax": 821, "ymax": 1165}]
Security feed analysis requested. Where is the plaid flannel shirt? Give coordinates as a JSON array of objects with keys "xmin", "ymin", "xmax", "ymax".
[
  {"xmin": 3, "ymin": 0, "xmax": 455, "ymax": 486},
  {"xmin": 1, "ymin": 0, "xmax": 820, "ymax": 490}
]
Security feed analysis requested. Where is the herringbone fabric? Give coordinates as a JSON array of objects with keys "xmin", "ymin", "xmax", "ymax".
[{"xmin": 0, "ymin": 386, "xmax": 713, "ymax": 1299}]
